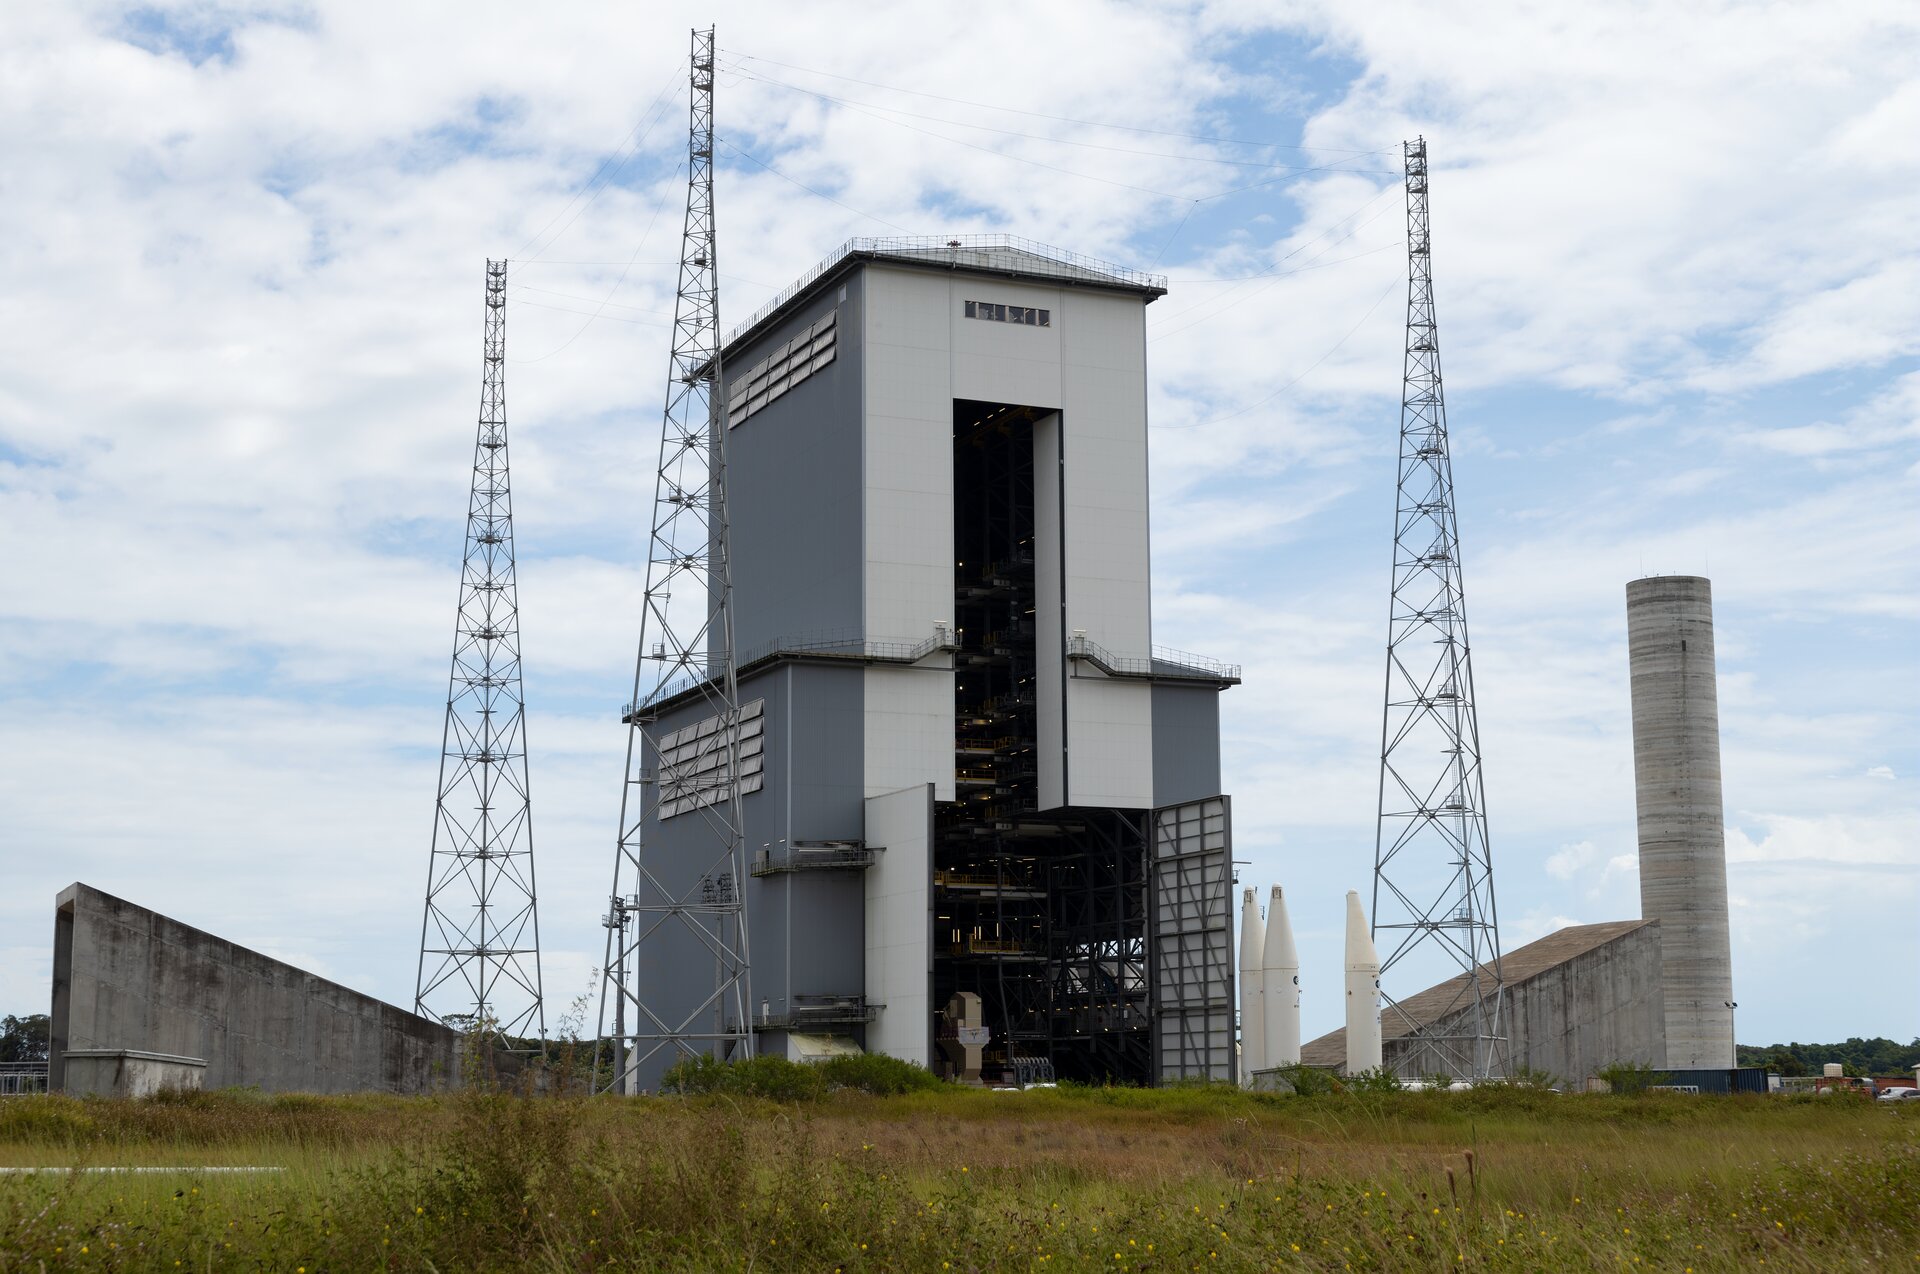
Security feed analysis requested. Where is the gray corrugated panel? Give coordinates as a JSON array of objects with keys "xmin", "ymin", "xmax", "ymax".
[
  {"xmin": 1150, "ymin": 797, "xmax": 1236, "ymax": 1083},
  {"xmin": 1151, "ymin": 683, "xmax": 1222, "ymax": 807}
]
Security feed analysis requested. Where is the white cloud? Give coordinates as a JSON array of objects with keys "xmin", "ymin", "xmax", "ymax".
[{"xmin": 1544, "ymin": 840, "xmax": 1598, "ymax": 881}]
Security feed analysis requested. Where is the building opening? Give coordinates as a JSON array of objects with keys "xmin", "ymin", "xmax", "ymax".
[{"xmin": 936, "ymin": 399, "xmax": 1151, "ymax": 1086}]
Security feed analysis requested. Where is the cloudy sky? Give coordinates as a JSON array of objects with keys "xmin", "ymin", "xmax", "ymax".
[{"xmin": 3, "ymin": 1, "xmax": 1915, "ymax": 1050}]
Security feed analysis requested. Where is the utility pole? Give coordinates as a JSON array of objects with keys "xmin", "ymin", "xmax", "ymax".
[
  {"xmin": 416, "ymin": 259, "xmax": 545, "ymax": 1047},
  {"xmin": 1369, "ymin": 137, "xmax": 1506, "ymax": 1080},
  {"xmin": 596, "ymin": 27, "xmax": 752, "ymax": 1093}
]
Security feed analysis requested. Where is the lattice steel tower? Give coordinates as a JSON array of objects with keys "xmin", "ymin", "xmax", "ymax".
[
  {"xmin": 1370, "ymin": 137, "xmax": 1506, "ymax": 1079},
  {"xmin": 597, "ymin": 27, "xmax": 752, "ymax": 1092},
  {"xmin": 416, "ymin": 259, "xmax": 545, "ymax": 1044}
]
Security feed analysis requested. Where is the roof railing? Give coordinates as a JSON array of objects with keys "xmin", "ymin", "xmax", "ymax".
[{"xmin": 723, "ymin": 234, "xmax": 1169, "ymax": 349}]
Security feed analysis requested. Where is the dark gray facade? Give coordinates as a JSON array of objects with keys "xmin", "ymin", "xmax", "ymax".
[
  {"xmin": 1152, "ymin": 682, "xmax": 1223, "ymax": 807},
  {"xmin": 725, "ymin": 277, "xmax": 866, "ymax": 657}
]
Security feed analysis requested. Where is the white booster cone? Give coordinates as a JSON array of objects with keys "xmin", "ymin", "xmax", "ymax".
[
  {"xmin": 1238, "ymin": 887, "xmax": 1266, "ymax": 1084},
  {"xmin": 1344, "ymin": 890, "xmax": 1383, "ymax": 1075},
  {"xmin": 1261, "ymin": 885, "xmax": 1300, "ymax": 1068}
]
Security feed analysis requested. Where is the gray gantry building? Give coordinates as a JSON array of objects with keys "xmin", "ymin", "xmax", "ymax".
[{"xmin": 628, "ymin": 236, "xmax": 1242, "ymax": 1087}]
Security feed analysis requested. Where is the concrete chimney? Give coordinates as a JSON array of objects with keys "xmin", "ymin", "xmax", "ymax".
[
  {"xmin": 1344, "ymin": 890, "xmax": 1382, "ymax": 1075},
  {"xmin": 1627, "ymin": 575, "xmax": 1735, "ymax": 1068},
  {"xmin": 1238, "ymin": 887, "xmax": 1266, "ymax": 1085},
  {"xmin": 1261, "ymin": 885, "xmax": 1300, "ymax": 1069}
]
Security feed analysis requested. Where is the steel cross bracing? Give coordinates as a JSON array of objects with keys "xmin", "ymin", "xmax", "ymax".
[
  {"xmin": 415, "ymin": 259, "xmax": 546, "ymax": 1045},
  {"xmin": 597, "ymin": 27, "xmax": 753, "ymax": 1093},
  {"xmin": 1369, "ymin": 138, "xmax": 1507, "ymax": 1080}
]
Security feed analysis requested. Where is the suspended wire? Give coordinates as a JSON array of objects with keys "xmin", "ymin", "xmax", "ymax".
[
  {"xmin": 507, "ymin": 284, "xmax": 672, "ymax": 318},
  {"xmin": 508, "ymin": 74, "xmax": 686, "ymax": 275},
  {"xmin": 509, "ymin": 173, "xmax": 683, "ymax": 363},
  {"xmin": 1148, "ymin": 193, "xmax": 1399, "ymax": 331},
  {"xmin": 1147, "ymin": 201, "xmax": 1199, "ymax": 270},
  {"xmin": 727, "ymin": 77, "xmax": 1194, "ymax": 201},
  {"xmin": 722, "ymin": 60, "xmax": 1388, "ymax": 211},
  {"xmin": 722, "ymin": 48, "xmax": 1390, "ymax": 158},
  {"xmin": 713, "ymin": 134, "xmax": 917, "ymax": 234},
  {"xmin": 1152, "ymin": 275, "xmax": 1402, "ymax": 431},
  {"xmin": 509, "ymin": 298, "xmax": 668, "ymax": 327},
  {"xmin": 723, "ymin": 61, "xmax": 1396, "ymax": 176}
]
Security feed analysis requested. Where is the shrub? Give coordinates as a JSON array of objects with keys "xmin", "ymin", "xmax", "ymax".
[
  {"xmin": 659, "ymin": 1053, "xmax": 825, "ymax": 1102},
  {"xmin": 1341, "ymin": 1066, "xmax": 1404, "ymax": 1094},
  {"xmin": 1271, "ymin": 1063, "xmax": 1338, "ymax": 1095},
  {"xmin": 816, "ymin": 1052, "xmax": 943, "ymax": 1095},
  {"xmin": 1595, "ymin": 1060, "xmax": 1671, "ymax": 1094}
]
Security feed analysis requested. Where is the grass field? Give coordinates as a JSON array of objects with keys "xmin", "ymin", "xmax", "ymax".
[{"xmin": 1, "ymin": 1083, "xmax": 1914, "ymax": 1271}]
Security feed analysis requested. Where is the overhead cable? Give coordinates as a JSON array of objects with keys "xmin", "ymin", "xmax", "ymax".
[
  {"xmin": 723, "ymin": 48, "xmax": 1390, "ymax": 157},
  {"xmin": 1151, "ymin": 276, "xmax": 1402, "ymax": 431},
  {"xmin": 725, "ymin": 62, "xmax": 1395, "ymax": 176},
  {"xmin": 509, "ymin": 74, "xmax": 685, "ymax": 273}
]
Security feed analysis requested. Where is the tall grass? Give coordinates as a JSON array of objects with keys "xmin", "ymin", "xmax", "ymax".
[{"xmin": 1, "ymin": 1085, "xmax": 1913, "ymax": 1270}]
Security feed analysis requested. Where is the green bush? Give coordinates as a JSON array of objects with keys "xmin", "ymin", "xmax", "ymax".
[
  {"xmin": 1340, "ymin": 1065, "xmax": 1404, "ymax": 1094},
  {"xmin": 1271, "ymin": 1063, "xmax": 1337, "ymax": 1095},
  {"xmin": 816, "ymin": 1052, "xmax": 943, "ymax": 1095},
  {"xmin": 659, "ymin": 1053, "xmax": 825, "ymax": 1102},
  {"xmin": 1595, "ymin": 1059, "xmax": 1671, "ymax": 1094}
]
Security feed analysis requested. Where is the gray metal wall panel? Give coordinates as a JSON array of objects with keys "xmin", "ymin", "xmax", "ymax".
[
  {"xmin": 1150, "ymin": 797, "xmax": 1235, "ymax": 1083},
  {"xmin": 726, "ymin": 277, "xmax": 865, "ymax": 657},
  {"xmin": 781, "ymin": 663, "xmax": 868, "ymax": 1004},
  {"xmin": 634, "ymin": 660, "xmax": 866, "ymax": 1049},
  {"xmin": 1151, "ymin": 684, "xmax": 1222, "ymax": 808}
]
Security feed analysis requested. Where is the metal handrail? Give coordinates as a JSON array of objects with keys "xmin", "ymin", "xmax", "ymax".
[
  {"xmin": 623, "ymin": 626, "xmax": 955, "ymax": 717},
  {"xmin": 0, "ymin": 1062, "xmax": 48, "ymax": 1097},
  {"xmin": 1067, "ymin": 634, "xmax": 1241, "ymax": 683},
  {"xmin": 723, "ymin": 234, "xmax": 1169, "ymax": 349}
]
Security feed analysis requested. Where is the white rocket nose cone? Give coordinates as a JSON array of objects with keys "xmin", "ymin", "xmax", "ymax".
[
  {"xmin": 1344, "ymin": 890, "xmax": 1383, "ymax": 1075},
  {"xmin": 1344, "ymin": 890, "xmax": 1379, "ymax": 972},
  {"xmin": 1238, "ymin": 887, "xmax": 1265, "ymax": 971},
  {"xmin": 1261, "ymin": 885, "xmax": 1300, "ymax": 1067},
  {"xmin": 1262, "ymin": 885, "xmax": 1297, "ymax": 971}
]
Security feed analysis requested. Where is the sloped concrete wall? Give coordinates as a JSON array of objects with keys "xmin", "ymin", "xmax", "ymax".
[
  {"xmin": 51, "ymin": 883, "xmax": 464, "ymax": 1094},
  {"xmin": 1388, "ymin": 923, "xmax": 1667, "ymax": 1084}
]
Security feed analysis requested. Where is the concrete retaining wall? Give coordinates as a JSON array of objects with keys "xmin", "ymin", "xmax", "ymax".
[
  {"xmin": 1468, "ymin": 921, "xmax": 1666, "ymax": 1084},
  {"xmin": 51, "ymin": 883, "xmax": 465, "ymax": 1095},
  {"xmin": 1303, "ymin": 920, "xmax": 1667, "ymax": 1084}
]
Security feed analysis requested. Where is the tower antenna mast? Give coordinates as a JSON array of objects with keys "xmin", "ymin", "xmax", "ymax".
[
  {"xmin": 597, "ymin": 26, "xmax": 752, "ymax": 1092},
  {"xmin": 1369, "ymin": 137, "xmax": 1506, "ymax": 1079},
  {"xmin": 416, "ymin": 258, "xmax": 546, "ymax": 1046}
]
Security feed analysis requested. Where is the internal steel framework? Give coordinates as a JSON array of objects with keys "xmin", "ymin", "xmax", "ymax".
[
  {"xmin": 415, "ymin": 258, "xmax": 546, "ymax": 1044},
  {"xmin": 597, "ymin": 27, "xmax": 753, "ymax": 1091},
  {"xmin": 1369, "ymin": 137, "xmax": 1507, "ymax": 1079}
]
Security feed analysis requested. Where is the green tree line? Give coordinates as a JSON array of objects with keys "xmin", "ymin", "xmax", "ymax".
[{"xmin": 1737, "ymin": 1036, "xmax": 1920, "ymax": 1077}]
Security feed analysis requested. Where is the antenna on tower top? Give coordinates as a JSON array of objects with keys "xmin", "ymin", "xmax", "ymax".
[
  {"xmin": 415, "ymin": 258, "xmax": 546, "ymax": 1047},
  {"xmin": 1369, "ymin": 137, "xmax": 1507, "ymax": 1080},
  {"xmin": 596, "ymin": 26, "xmax": 753, "ymax": 1093}
]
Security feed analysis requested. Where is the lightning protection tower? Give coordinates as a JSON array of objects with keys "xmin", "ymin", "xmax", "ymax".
[
  {"xmin": 597, "ymin": 26, "xmax": 753, "ymax": 1092},
  {"xmin": 1369, "ymin": 137, "xmax": 1506, "ymax": 1080},
  {"xmin": 415, "ymin": 258, "xmax": 546, "ymax": 1046}
]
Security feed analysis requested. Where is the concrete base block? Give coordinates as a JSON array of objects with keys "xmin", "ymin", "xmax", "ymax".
[{"xmin": 63, "ymin": 1050, "xmax": 207, "ymax": 1099}]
